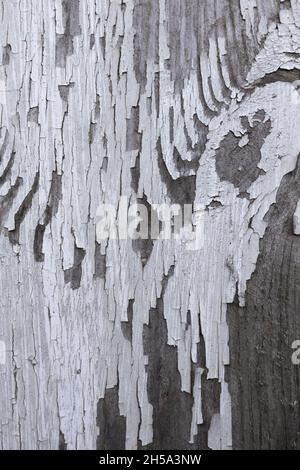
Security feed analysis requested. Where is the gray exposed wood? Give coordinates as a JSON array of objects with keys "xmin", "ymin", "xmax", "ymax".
[{"xmin": 228, "ymin": 159, "xmax": 300, "ymax": 450}]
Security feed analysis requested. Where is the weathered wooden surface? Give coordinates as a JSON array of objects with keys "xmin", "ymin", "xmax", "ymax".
[{"xmin": 0, "ymin": 0, "xmax": 300, "ymax": 450}]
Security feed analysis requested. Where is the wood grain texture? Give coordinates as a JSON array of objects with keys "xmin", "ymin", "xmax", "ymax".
[{"xmin": 0, "ymin": 0, "xmax": 299, "ymax": 450}]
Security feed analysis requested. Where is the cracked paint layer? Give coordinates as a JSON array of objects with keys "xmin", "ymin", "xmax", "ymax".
[{"xmin": 0, "ymin": 0, "xmax": 300, "ymax": 451}]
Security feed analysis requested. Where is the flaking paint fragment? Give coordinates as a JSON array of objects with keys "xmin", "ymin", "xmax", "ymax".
[{"xmin": 293, "ymin": 199, "xmax": 300, "ymax": 235}]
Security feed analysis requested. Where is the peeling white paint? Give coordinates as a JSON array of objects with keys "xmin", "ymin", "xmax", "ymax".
[
  {"xmin": 0, "ymin": 0, "xmax": 300, "ymax": 451},
  {"xmin": 293, "ymin": 200, "xmax": 300, "ymax": 235}
]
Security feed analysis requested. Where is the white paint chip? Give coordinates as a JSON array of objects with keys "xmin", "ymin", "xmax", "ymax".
[{"xmin": 293, "ymin": 200, "xmax": 300, "ymax": 235}]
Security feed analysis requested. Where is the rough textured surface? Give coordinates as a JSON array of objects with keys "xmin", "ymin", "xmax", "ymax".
[
  {"xmin": 228, "ymin": 159, "xmax": 300, "ymax": 449},
  {"xmin": 0, "ymin": 0, "xmax": 300, "ymax": 450}
]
